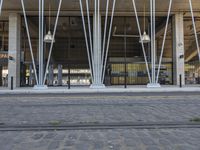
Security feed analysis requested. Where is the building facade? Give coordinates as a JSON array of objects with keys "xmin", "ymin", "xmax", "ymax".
[{"xmin": 0, "ymin": 0, "xmax": 200, "ymax": 89}]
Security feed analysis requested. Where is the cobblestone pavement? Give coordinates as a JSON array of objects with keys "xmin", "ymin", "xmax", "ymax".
[
  {"xmin": 0, "ymin": 93, "xmax": 200, "ymax": 125},
  {"xmin": 0, "ymin": 92, "xmax": 200, "ymax": 149},
  {"xmin": 1, "ymin": 129, "xmax": 200, "ymax": 150}
]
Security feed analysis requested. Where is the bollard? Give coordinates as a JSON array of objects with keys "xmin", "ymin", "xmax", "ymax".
[
  {"xmin": 179, "ymin": 74, "xmax": 182, "ymax": 88},
  {"xmin": 68, "ymin": 80, "xmax": 70, "ymax": 89},
  {"xmin": 11, "ymin": 76, "xmax": 13, "ymax": 90},
  {"xmin": 68, "ymin": 68, "xmax": 71, "ymax": 89}
]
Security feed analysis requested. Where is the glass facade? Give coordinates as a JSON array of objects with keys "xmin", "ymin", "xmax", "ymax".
[{"xmin": 0, "ymin": 0, "xmax": 200, "ymax": 88}]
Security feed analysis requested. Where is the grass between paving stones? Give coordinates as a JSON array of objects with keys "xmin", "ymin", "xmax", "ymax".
[
  {"xmin": 48, "ymin": 120, "xmax": 62, "ymax": 126},
  {"xmin": 190, "ymin": 117, "xmax": 200, "ymax": 122}
]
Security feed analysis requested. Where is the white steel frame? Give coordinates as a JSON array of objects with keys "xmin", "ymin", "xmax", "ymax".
[
  {"xmin": 79, "ymin": 0, "xmax": 116, "ymax": 86},
  {"xmin": 20, "ymin": 0, "xmax": 62, "ymax": 87},
  {"xmin": 132, "ymin": 0, "xmax": 173, "ymax": 86}
]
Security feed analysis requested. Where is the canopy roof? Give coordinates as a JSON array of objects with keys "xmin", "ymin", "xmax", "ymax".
[{"xmin": 1, "ymin": 0, "xmax": 200, "ymax": 16}]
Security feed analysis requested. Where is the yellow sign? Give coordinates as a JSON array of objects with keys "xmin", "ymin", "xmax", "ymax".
[{"xmin": 0, "ymin": 53, "xmax": 8, "ymax": 59}]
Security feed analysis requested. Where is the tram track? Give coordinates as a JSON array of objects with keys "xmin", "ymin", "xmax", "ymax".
[{"xmin": 0, "ymin": 122, "xmax": 200, "ymax": 131}]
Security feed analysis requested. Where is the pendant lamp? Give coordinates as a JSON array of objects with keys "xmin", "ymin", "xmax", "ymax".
[
  {"xmin": 139, "ymin": 0, "xmax": 150, "ymax": 43},
  {"xmin": 44, "ymin": 3, "xmax": 55, "ymax": 43}
]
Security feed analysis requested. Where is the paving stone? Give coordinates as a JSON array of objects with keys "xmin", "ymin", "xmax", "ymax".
[
  {"xmin": 158, "ymin": 138, "xmax": 171, "ymax": 145},
  {"xmin": 124, "ymin": 139, "xmax": 140, "ymax": 146},
  {"xmin": 68, "ymin": 133, "xmax": 78, "ymax": 140},
  {"xmin": 47, "ymin": 141, "xmax": 60, "ymax": 150},
  {"xmin": 79, "ymin": 133, "xmax": 91, "ymax": 141},
  {"xmin": 64, "ymin": 140, "xmax": 76, "ymax": 146},
  {"xmin": 32, "ymin": 133, "xmax": 44, "ymax": 140},
  {"xmin": 174, "ymin": 144, "xmax": 198, "ymax": 150},
  {"xmin": 75, "ymin": 143, "xmax": 91, "ymax": 150},
  {"xmin": 43, "ymin": 132, "xmax": 57, "ymax": 139},
  {"xmin": 93, "ymin": 140, "xmax": 104, "ymax": 149},
  {"xmin": 146, "ymin": 146, "xmax": 161, "ymax": 150}
]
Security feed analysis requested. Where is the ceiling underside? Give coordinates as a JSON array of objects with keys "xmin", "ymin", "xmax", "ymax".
[{"xmin": 1, "ymin": 0, "xmax": 200, "ymax": 16}]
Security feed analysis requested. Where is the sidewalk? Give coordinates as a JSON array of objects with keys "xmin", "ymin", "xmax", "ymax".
[{"xmin": 0, "ymin": 85, "xmax": 200, "ymax": 94}]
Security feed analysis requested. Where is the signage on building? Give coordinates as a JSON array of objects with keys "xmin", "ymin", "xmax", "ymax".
[
  {"xmin": 0, "ymin": 52, "xmax": 8, "ymax": 59},
  {"xmin": 0, "ymin": 51, "xmax": 8, "ymax": 64}
]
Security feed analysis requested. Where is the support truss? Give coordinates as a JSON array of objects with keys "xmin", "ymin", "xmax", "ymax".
[
  {"xmin": 21, "ymin": 0, "xmax": 62, "ymax": 87},
  {"xmin": 79, "ymin": 0, "xmax": 116, "ymax": 87}
]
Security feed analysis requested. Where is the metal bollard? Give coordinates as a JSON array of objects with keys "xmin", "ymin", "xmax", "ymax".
[
  {"xmin": 68, "ymin": 68, "xmax": 71, "ymax": 89},
  {"xmin": 11, "ymin": 76, "xmax": 13, "ymax": 90},
  {"xmin": 68, "ymin": 81, "xmax": 71, "ymax": 89},
  {"xmin": 179, "ymin": 74, "xmax": 182, "ymax": 88}
]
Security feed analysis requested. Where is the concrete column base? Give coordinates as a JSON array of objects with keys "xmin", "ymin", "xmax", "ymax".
[
  {"xmin": 147, "ymin": 83, "xmax": 161, "ymax": 88},
  {"xmin": 90, "ymin": 83, "xmax": 106, "ymax": 89},
  {"xmin": 33, "ymin": 85, "xmax": 48, "ymax": 90}
]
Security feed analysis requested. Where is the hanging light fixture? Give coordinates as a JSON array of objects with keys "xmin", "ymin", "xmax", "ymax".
[
  {"xmin": 44, "ymin": 2, "xmax": 55, "ymax": 43},
  {"xmin": 139, "ymin": 0, "xmax": 150, "ymax": 43}
]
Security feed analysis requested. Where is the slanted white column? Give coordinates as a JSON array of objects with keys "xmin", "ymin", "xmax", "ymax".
[
  {"xmin": 147, "ymin": 0, "xmax": 160, "ymax": 88},
  {"xmin": 8, "ymin": 13, "xmax": 21, "ymax": 89},
  {"xmin": 90, "ymin": 12, "xmax": 105, "ymax": 88},
  {"xmin": 172, "ymin": 13, "xmax": 185, "ymax": 86}
]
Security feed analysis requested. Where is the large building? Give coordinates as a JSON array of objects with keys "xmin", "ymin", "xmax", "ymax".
[{"xmin": 0, "ymin": 0, "xmax": 200, "ymax": 89}]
